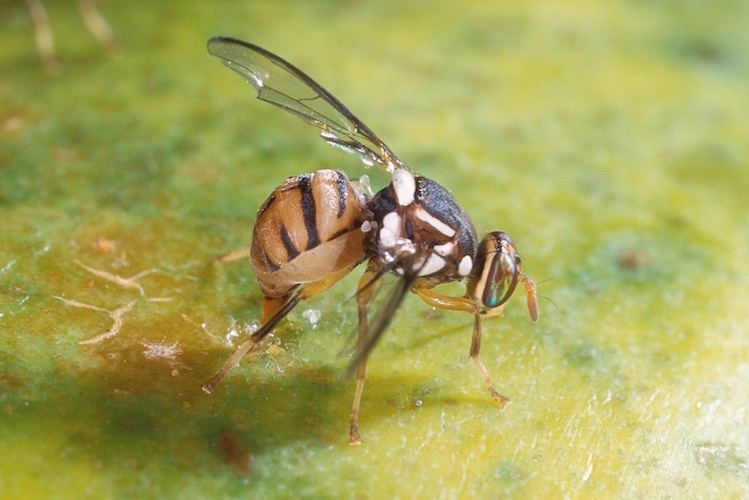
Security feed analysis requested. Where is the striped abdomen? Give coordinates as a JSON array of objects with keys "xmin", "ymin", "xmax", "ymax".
[{"xmin": 250, "ymin": 169, "xmax": 372, "ymax": 298}]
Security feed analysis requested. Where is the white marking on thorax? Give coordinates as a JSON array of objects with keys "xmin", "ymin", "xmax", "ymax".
[
  {"xmin": 379, "ymin": 212, "xmax": 402, "ymax": 249},
  {"xmin": 434, "ymin": 242, "xmax": 455, "ymax": 257},
  {"xmin": 392, "ymin": 169, "xmax": 415, "ymax": 206},
  {"xmin": 418, "ymin": 254, "xmax": 446, "ymax": 276},
  {"xmin": 458, "ymin": 255, "xmax": 473, "ymax": 277},
  {"xmin": 379, "ymin": 211, "xmax": 420, "ymax": 267},
  {"xmin": 360, "ymin": 221, "xmax": 372, "ymax": 233},
  {"xmin": 414, "ymin": 207, "xmax": 456, "ymax": 238}
]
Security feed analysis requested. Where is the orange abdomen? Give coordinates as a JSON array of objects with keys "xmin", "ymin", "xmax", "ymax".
[{"xmin": 250, "ymin": 169, "xmax": 372, "ymax": 299}]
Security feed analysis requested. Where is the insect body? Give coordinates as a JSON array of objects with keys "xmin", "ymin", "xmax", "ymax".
[{"xmin": 202, "ymin": 37, "xmax": 539, "ymax": 444}]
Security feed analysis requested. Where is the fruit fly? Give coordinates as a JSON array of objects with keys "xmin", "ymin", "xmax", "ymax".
[{"xmin": 202, "ymin": 36, "xmax": 539, "ymax": 444}]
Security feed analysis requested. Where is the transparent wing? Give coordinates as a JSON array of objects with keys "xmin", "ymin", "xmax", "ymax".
[{"xmin": 208, "ymin": 36, "xmax": 408, "ymax": 173}]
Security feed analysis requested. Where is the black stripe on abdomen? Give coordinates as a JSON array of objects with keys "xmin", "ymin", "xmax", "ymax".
[
  {"xmin": 298, "ymin": 174, "xmax": 320, "ymax": 250},
  {"xmin": 280, "ymin": 225, "xmax": 300, "ymax": 260}
]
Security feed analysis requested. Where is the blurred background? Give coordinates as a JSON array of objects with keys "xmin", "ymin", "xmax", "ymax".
[{"xmin": 1, "ymin": 0, "xmax": 748, "ymax": 497}]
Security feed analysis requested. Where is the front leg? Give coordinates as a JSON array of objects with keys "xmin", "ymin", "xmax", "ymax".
[
  {"xmin": 413, "ymin": 286, "xmax": 474, "ymax": 313},
  {"xmin": 469, "ymin": 313, "xmax": 510, "ymax": 407},
  {"xmin": 413, "ymin": 284, "xmax": 509, "ymax": 406}
]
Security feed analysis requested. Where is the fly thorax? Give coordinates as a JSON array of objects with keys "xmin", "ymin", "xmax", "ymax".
[{"xmin": 369, "ymin": 171, "xmax": 479, "ymax": 282}]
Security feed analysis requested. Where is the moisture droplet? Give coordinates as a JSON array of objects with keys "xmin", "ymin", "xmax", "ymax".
[{"xmin": 302, "ymin": 309, "xmax": 322, "ymax": 329}]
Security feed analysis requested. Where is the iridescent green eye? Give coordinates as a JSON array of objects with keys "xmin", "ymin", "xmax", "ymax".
[
  {"xmin": 482, "ymin": 247, "xmax": 520, "ymax": 309},
  {"xmin": 479, "ymin": 233, "xmax": 520, "ymax": 309},
  {"xmin": 469, "ymin": 232, "xmax": 538, "ymax": 321}
]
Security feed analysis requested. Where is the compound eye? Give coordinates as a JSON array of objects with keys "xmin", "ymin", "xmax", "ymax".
[
  {"xmin": 471, "ymin": 232, "xmax": 520, "ymax": 310},
  {"xmin": 482, "ymin": 246, "xmax": 520, "ymax": 309}
]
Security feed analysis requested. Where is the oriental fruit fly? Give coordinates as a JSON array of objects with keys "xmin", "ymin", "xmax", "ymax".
[{"xmin": 202, "ymin": 37, "xmax": 539, "ymax": 444}]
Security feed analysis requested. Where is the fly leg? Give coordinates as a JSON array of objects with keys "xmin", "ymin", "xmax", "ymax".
[
  {"xmin": 202, "ymin": 292, "xmax": 302, "ymax": 394},
  {"xmin": 349, "ymin": 266, "xmax": 377, "ymax": 445},
  {"xmin": 413, "ymin": 286, "xmax": 509, "ymax": 406},
  {"xmin": 202, "ymin": 268, "xmax": 353, "ymax": 394},
  {"xmin": 469, "ymin": 313, "xmax": 509, "ymax": 407}
]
